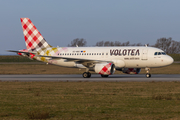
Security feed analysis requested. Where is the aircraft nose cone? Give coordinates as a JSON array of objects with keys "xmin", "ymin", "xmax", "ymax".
[{"xmin": 167, "ymin": 56, "xmax": 174, "ymax": 65}]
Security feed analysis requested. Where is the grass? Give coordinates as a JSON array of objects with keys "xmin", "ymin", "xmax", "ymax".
[
  {"xmin": 27, "ymin": 109, "xmax": 50, "ymax": 119},
  {"xmin": 169, "ymin": 54, "xmax": 180, "ymax": 61},
  {"xmin": 1, "ymin": 81, "xmax": 180, "ymax": 119},
  {"xmin": 0, "ymin": 55, "xmax": 37, "ymax": 62},
  {"xmin": 0, "ymin": 63, "xmax": 180, "ymax": 74}
]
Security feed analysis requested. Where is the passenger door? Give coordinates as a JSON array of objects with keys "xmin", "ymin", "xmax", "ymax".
[{"xmin": 141, "ymin": 49, "xmax": 148, "ymax": 60}]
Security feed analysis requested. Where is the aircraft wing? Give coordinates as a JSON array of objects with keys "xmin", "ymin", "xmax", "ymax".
[{"xmin": 36, "ymin": 55, "xmax": 112, "ymax": 67}]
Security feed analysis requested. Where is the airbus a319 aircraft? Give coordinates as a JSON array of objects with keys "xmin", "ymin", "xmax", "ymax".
[{"xmin": 8, "ymin": 18, "xmax": 174, "ymax": 78}]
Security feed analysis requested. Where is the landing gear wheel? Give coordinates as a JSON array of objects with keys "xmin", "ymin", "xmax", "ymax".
[
  {"xmin": 83, "ymin": 72, "xmax": 91, "ymax": 78},
  {"xmin": 88, "ymin": 72, "xmax": 91, "ymax": 78},
  {"xmin": 146, "ymin": 73, "xmax": 151, "ymax": 78},
  {"xmin": 145, "ymin": 68, "xmax": 151, "ymax": 78},
  {"xmin": 101, "ymin": 75, "xmax": 109, "ymax": 78}
]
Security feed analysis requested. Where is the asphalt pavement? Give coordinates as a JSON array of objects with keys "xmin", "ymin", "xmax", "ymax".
[{"xmin": 0, "ymin": 74, "xmax": 179, "ymax": 82}]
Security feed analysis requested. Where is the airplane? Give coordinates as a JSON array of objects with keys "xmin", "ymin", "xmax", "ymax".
[{"xmin": 8, "ymin": 18, "xmax": 174, "ymax": 78}]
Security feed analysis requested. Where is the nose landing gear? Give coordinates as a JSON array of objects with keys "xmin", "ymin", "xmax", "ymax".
[{"xmin": 145, "ymin": 67, "xmax": 151, "ymax": 78}]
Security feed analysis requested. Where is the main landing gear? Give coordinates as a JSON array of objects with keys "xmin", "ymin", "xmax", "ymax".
[
  {"xmin": 82, "ymin": 68, "xmax": 92, "ymax": 78},
  {"xmin": 82, "ymin": 72, "xmax": 91, "ymax": 78},
  {"xmin": 145, "ymin": 67, "xmax": 151, "ymax": 78},
  {"xmin": 82, "ymin": 72, "xmax": 109, "ymax": 78},
  {"xmin": 101, "ymin": 75, "xmax": 109, "ymax": 78}
]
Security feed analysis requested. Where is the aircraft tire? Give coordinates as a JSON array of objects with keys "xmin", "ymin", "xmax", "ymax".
[
  {"xmin": 83, "ymin": 72, "xmax": 91, "ymax": 78},
  {"xmin": 101, "ymin": 75, "xmax": 109, "ymax": 78},
  {"xmin": 146, "ymin": 73, "xmax": 151, "ymax": 78},
  {"xmin": 88, "ymin": 72, "xmax": 91, "ymax": 78}
]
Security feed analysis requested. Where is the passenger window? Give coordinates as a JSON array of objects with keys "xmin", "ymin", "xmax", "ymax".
[
  {"xmin": 89, "ymin": 53, "xmax": 91, "ymax": 55},
  {"xmin": 99, "ymin": 53, "xmax": 101, "ymax": 55},
  {"xmin": 94, "ymin": 53, "xmax": 96, "ymax": 55},
  {"xmin": 84, "ymin": 53, "xmax": 86, "ymax": 55},
  {"xmin": 106, "ymin": 53, "xmax": 108, "ymax": 55},
  {"xmin": 154, "ymin": 52, "xmax": 157, "ymax": 55},
  {"xmin": 102, "ymin": 53, "xmax": 104, "ymax": 55},
  {"xmin": 92, "ymin": 53, "xmax": 93, "ymax": 55}
]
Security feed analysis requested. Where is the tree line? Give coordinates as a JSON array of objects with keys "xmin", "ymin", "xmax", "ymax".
[{"xmin": 68, "ymin": 37, "xmax": 180, "ymax": 54}]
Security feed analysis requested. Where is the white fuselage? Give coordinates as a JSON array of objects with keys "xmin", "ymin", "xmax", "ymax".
[{"xmin": 37, "ymin": 46, "xmax": 174, "ymax": 69}]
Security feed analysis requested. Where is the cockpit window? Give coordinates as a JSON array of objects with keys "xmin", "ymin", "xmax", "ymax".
[
  {"xmin": 154, "ymin": 52, "xmax": 166, "ymax": 55},
  {"xmin": 162, "ymin": 52, "xmax": 166, "ymax": 55},
  {"xmin": 158, "ymin": 52, "xmax": 161, "ymax": 55}
]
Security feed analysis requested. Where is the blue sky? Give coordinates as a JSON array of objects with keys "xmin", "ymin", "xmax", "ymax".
[{"xmin": 0, "ymin": 0, "xmax": 180, "ymax": 54}]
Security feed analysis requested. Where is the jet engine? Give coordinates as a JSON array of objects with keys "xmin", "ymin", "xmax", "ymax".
[
  {"xmin": 122, "ymin": 68, "xmax": 141, "ymax": 74},
  {"xmin": 94, "ymin": 63, "xmax": 115, "ymax": 75}
]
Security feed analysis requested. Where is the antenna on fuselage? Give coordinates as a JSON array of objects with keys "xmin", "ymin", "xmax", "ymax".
[
  {"xmin": 145, "ymin": 44, "xmax": 148, "ymax": 47},
  {"xmin": 76, "ymin": 44, "xmax": 78, "ymax": 47}
]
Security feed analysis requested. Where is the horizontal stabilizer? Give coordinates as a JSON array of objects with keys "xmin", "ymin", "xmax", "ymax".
[{"xmin": 7, "ymin": 50, "xmax": 36, "ymax": 54}]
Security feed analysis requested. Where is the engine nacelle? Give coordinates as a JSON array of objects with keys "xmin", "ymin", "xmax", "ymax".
[
  {"xmin": 122, "ymin": 68, "xmax": 141, "ymax": 74},
  {"xmin": 94, "ymin": 63, "xmax": 115, "ymax": 75}
]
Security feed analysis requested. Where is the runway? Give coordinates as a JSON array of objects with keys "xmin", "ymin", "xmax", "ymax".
[{"xmin": 0, "ymin": 74, "xmax": 179, "ymax": 82}]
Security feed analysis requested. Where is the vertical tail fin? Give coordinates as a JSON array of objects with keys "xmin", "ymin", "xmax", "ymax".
[{"xmin": 20, "ymin": 18, "xmax": 51, "ymax": 50}]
